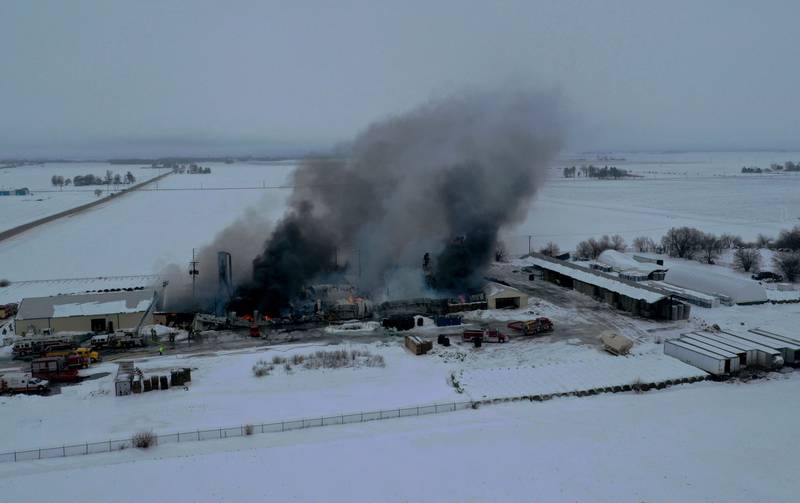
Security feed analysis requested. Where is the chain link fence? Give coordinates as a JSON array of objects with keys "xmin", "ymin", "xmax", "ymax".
[{"xmin": 0, "ymin": 400, "xmax": 475, "ymax": 464}]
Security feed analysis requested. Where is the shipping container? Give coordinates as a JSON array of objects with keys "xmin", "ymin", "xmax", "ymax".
[{"xmin": 664, "ymin": 340, "xmax": 729, "ymax": 375}]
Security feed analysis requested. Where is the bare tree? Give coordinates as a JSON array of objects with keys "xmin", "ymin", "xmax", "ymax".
[
  {"xmin": 576, "ymin": 240, "xmax": 593, "ymax": 259},
  {"xmin": 632, "ymin": 236, "xmax": 656, "ymax": 253},
  {"xmin": 661, "ymin": 227, "xmax": 704, "ymax": 259},
  {"xmin": 733, "ymin": 248, "xmax": 761, "ymax": 273},
  {"xmin": 756, "ymin": 233, "xmax": 773, "ymax": 249},
  {"xmin": 698, "ymin": 233, "xmax": 722, "ymax": 264},
  {"xmin": 774, "ymin": 226, "xmax": 800, "ymax": 251},
  {"xmin": 610, "ymin": 234, "xmax": 626, "ymax": 252},
  {"xmin": 719, "ymin": 233, "xmax": 743, "ymax": 249},
  {"xmin": 773, "ymin": 252, "xmax": 800, "ymax": 282},
  {"xmin": 539, "ymin": 242, "xmax": 560, "ymax": 257}
]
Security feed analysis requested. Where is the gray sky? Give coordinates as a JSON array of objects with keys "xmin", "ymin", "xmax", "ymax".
[{"xmin": 1, "ymin": 0, "xmax": 798, "ymax": 158}]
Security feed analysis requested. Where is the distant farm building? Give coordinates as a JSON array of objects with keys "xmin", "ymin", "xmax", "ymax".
[
  {"xmin": 596, "ymin": 250, "xmax": 668, "ymax": 281},
  {"xmin": 0, "ymin": 187, "xmax": 30, "ymax": 196},
  {"xmin": 484, "ymin": 283, "xmax": 529, "ymax": 310},
  {"xmin": 15, "ymin": 289, "xmax": 156, "ymax": 334},
  {"xmin": 523, "ymin": 253, "xmax": 690, "ymax": 321}
]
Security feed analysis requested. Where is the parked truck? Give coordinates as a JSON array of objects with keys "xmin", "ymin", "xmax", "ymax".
[
  {"xmin": 507, "ymin": 318, "xmax": 554, "ymax": 336},
  {"xmin": 462, "ymin": 329, "xmax": 508, "ymax": 343},
  {"xmin": 0, "ymin": 373, "xmax": 49, "ymax": 395},
  {"xmin": 31, "ymin": 357, "xmax": 81, "ymax": 383}
]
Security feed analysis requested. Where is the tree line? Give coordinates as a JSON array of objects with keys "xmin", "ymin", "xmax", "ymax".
[
  {"xmin": 572, "ymin": 226, "xmax": 800, "ymax": 282},
  {"xmin": 51, "ymin": 170, "xmax": 136, "ymax": 188},
  {"xmin": 563, "ymin": 165, "xmax": 633, "ymax": 179}
]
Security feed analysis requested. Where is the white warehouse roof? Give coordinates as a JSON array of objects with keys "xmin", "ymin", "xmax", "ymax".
[
  {"xmin": 16, "ymin": 289, "xmax": 155, "ymax": 320},
  {"xmin": 597, "ymin": 250, "xmax": 665, "ymax": 274},
  {"xmin": 663, "ymin": 264, "xmax": 767, "ymax": 305},
  {"xmin": 519, "ymin": 255, "xmax": 667, "ymax": 304}
]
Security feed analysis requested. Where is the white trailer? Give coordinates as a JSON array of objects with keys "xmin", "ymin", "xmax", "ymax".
[
  {"xmin": 664, "ymin": 340, "xmax": 729, "ymax": 376},
  {"xmin": 678, "ymin": 336, "xmax": 741, "ymax": 373},
  {"xmin": 701, "ymin": 332, "xmax": 783, "ymax": 369},
  {"xmin": 748, "ymin": 329, "xmax": 800, "ymax": 364},
  {"xmin": 684, "ymin": 332, "xmax": 748, "ymax": 367},
  {"xmin": 720, "ymin": 330, "xmax": 792, "ymax": 366}
]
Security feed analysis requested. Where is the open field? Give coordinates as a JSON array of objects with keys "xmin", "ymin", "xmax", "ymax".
[
  {"xmin": 2, "ymin": 152, "xmax": 799, "ymax": 285},
  {"xmin": 0, "ymin": 161, "xmax": 294, "ymax": 281},
  {"xmin": 1, "ymin": 374, "xmax": 797, "ymax": 502},
  {"xmin": 0, "ymin": 163, "xmax": 169, "ymax": 233}
]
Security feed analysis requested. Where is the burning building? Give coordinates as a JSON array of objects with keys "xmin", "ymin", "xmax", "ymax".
[{"xmin": 168, "ymin": 90, "xmax": 562, "ymax": 319}]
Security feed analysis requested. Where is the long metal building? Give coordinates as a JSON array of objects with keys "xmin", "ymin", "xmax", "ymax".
[{"xmin": 525, "ymin": 253, "xmax": 690, "ymax": 321}]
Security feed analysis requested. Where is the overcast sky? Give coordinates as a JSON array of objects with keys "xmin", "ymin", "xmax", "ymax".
[{"xmin": 1, "ymin": 1, "xmax": 798, "ymax": 158}]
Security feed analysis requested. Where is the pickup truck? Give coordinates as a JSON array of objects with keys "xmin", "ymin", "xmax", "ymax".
[{"xmin": 0, "ymin": 373, "xmax": 49, "ymax": 395}]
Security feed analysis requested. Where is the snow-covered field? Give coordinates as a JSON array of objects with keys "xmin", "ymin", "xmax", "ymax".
[
  {"xmin": 0, "ymin": 329, "xmax": 705, "ymax": 453},
  {"xmin": 0, "ymin": 163, "xmax": 167, "ymax": 233},
  {"xmin": 0, "ymin": 161, "xmax": 294, "ymax": 281},
  {"xmin": 505, "ymin": 151, "xmax": 800, "ymax": 253},
  {"xmin": 1, "ymin": 374, "xmax": 797, "ymax": 502}
]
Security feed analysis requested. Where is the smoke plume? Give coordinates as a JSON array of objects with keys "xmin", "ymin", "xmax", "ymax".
[{"xmin": 227, "ymin": 90, "xmax": 562, "ymax": 316}]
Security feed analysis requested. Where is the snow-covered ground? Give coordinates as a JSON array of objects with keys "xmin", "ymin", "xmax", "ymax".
[
  {"xmin": 505, "ymin": 151, "xmax": 800, "ymax": 254},
  {"xmin": 0, "ymin": 161, "xmax": 295, "ymax": 281},
  {"xmin": 0, "ymin": 328, "xmax": 704, "ymax": 453},
  {"xmin": 0, "ymin": 163, "xmax": 167, "ymax": 232},
  {"xmin": 1, "ymin": 374, "xmax": 797, "ymax": 502}
]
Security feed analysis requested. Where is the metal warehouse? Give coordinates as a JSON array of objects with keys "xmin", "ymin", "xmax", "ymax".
[
  {"xmin": 524, "ymin": 253, "xmax": 689, "ymax": 321},
  {"xmin": 15, "ymin": 289, "xmax": 156, "ymax": 334}
]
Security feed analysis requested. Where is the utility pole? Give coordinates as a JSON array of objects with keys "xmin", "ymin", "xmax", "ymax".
[{"xmin": 189, "ymin": 248, "xmax": 199, "ymax": 305}]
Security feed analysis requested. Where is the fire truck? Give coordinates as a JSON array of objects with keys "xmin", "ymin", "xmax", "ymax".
[
  {"xmin": 462, "ymin": 329, "xmax": 509, "ymax": 343},
  {"xmin": 31, "ymin": 356, "xmax": 81, "ymax": 383},
  {"xmin": 507, "ymin": 318, "xmax": 554, "ymax": 336}
]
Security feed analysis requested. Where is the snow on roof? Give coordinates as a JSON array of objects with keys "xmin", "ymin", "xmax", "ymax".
[
  {"xmin": 597, "ymin": 250, "xmax": 665, "ymax": 274},
  {"xmin": 0, "ymin": 275, "xmax": 158, "ymax": 305},
  {"xmin": 663, "ymin": 264, "xmax": 767, "ymax": 304},
  {"xmin": 518, "ymin": 254, "xmax": 668, "ymax": 304},
  {"xmin": 483, "ymin": 282, "xmax": 526, "ymax": 299},
  {"xmin": 16, "ymin": 289, "xmax": 155, "ymax": 320}
]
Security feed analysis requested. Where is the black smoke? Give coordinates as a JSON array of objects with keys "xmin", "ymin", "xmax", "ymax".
[{"xmin": 226, "ymin": 90, "xmax": 562, "ymax": 316}]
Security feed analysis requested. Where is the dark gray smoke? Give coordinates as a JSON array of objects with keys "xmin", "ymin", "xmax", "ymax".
[{"xmin": 228, "ymin": 91, "xmax": 562, "ymax": 316}]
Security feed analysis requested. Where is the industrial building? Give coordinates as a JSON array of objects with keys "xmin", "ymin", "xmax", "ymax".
[
  {"xmin": 483, "ymin": 283, "xmax": 529, "ymax": 310},
  {"xmin": 596, "ymin": 250, "xmax": 668, "ymax": 281},
  {"xmin": 524, "ymin": 253, "xmax": 690, "ymax": 321},
  {"xmin": 14, "ymin": 289, "xmax": 156, "ymax": 334}
]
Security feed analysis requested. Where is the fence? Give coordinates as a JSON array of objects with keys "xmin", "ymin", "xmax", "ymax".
[{"xmin": 0, "ymin": 400, "xmax": 475, "ymax": 464}]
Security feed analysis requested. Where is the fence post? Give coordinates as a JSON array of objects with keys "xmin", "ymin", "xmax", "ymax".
[
  {"xmin": 360, "ymin": 412, "xmax": 364, "ymax": 422},
  {"xmin": 178, "ymin": 432, "xmax": 180, "ymax": 443},
  {"xmin": 416, "ymin": 406, "xmax": 420, "ymax": 415},
  {"xmin": 197, "ymin": 430, "xmax": 200, "ymax": 441},
  {"xmin": 14, "ymin": 451, "xmax": 16, "ymax": 462},
  {"xmin": 108, "ymin": 440, "xmax": 111, "ymax": 452},
  {"xmin": 241, "ymin": 425, "xmax": 244, "ymax": 436},
  {"xmin": 85, "ymin": 443, "xmax": 88, "ymax": 455},
  {"xmin": 261, "ymin": 424, "xmax": 264, "ymax": 434},
  {"xmin": 340, "ymin": 414, "xmax": 343, "ymax": 424},
  {"xmin": 38, "ymin": 448, "xmax": 41, "ymax": 460},
  {"xmin": 281, "ymin": 421, "xmax": 285, "ymax": 432},
  {"xmin": 62, "ymin": 446, "xmax": 65, "ymax": 457}
]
